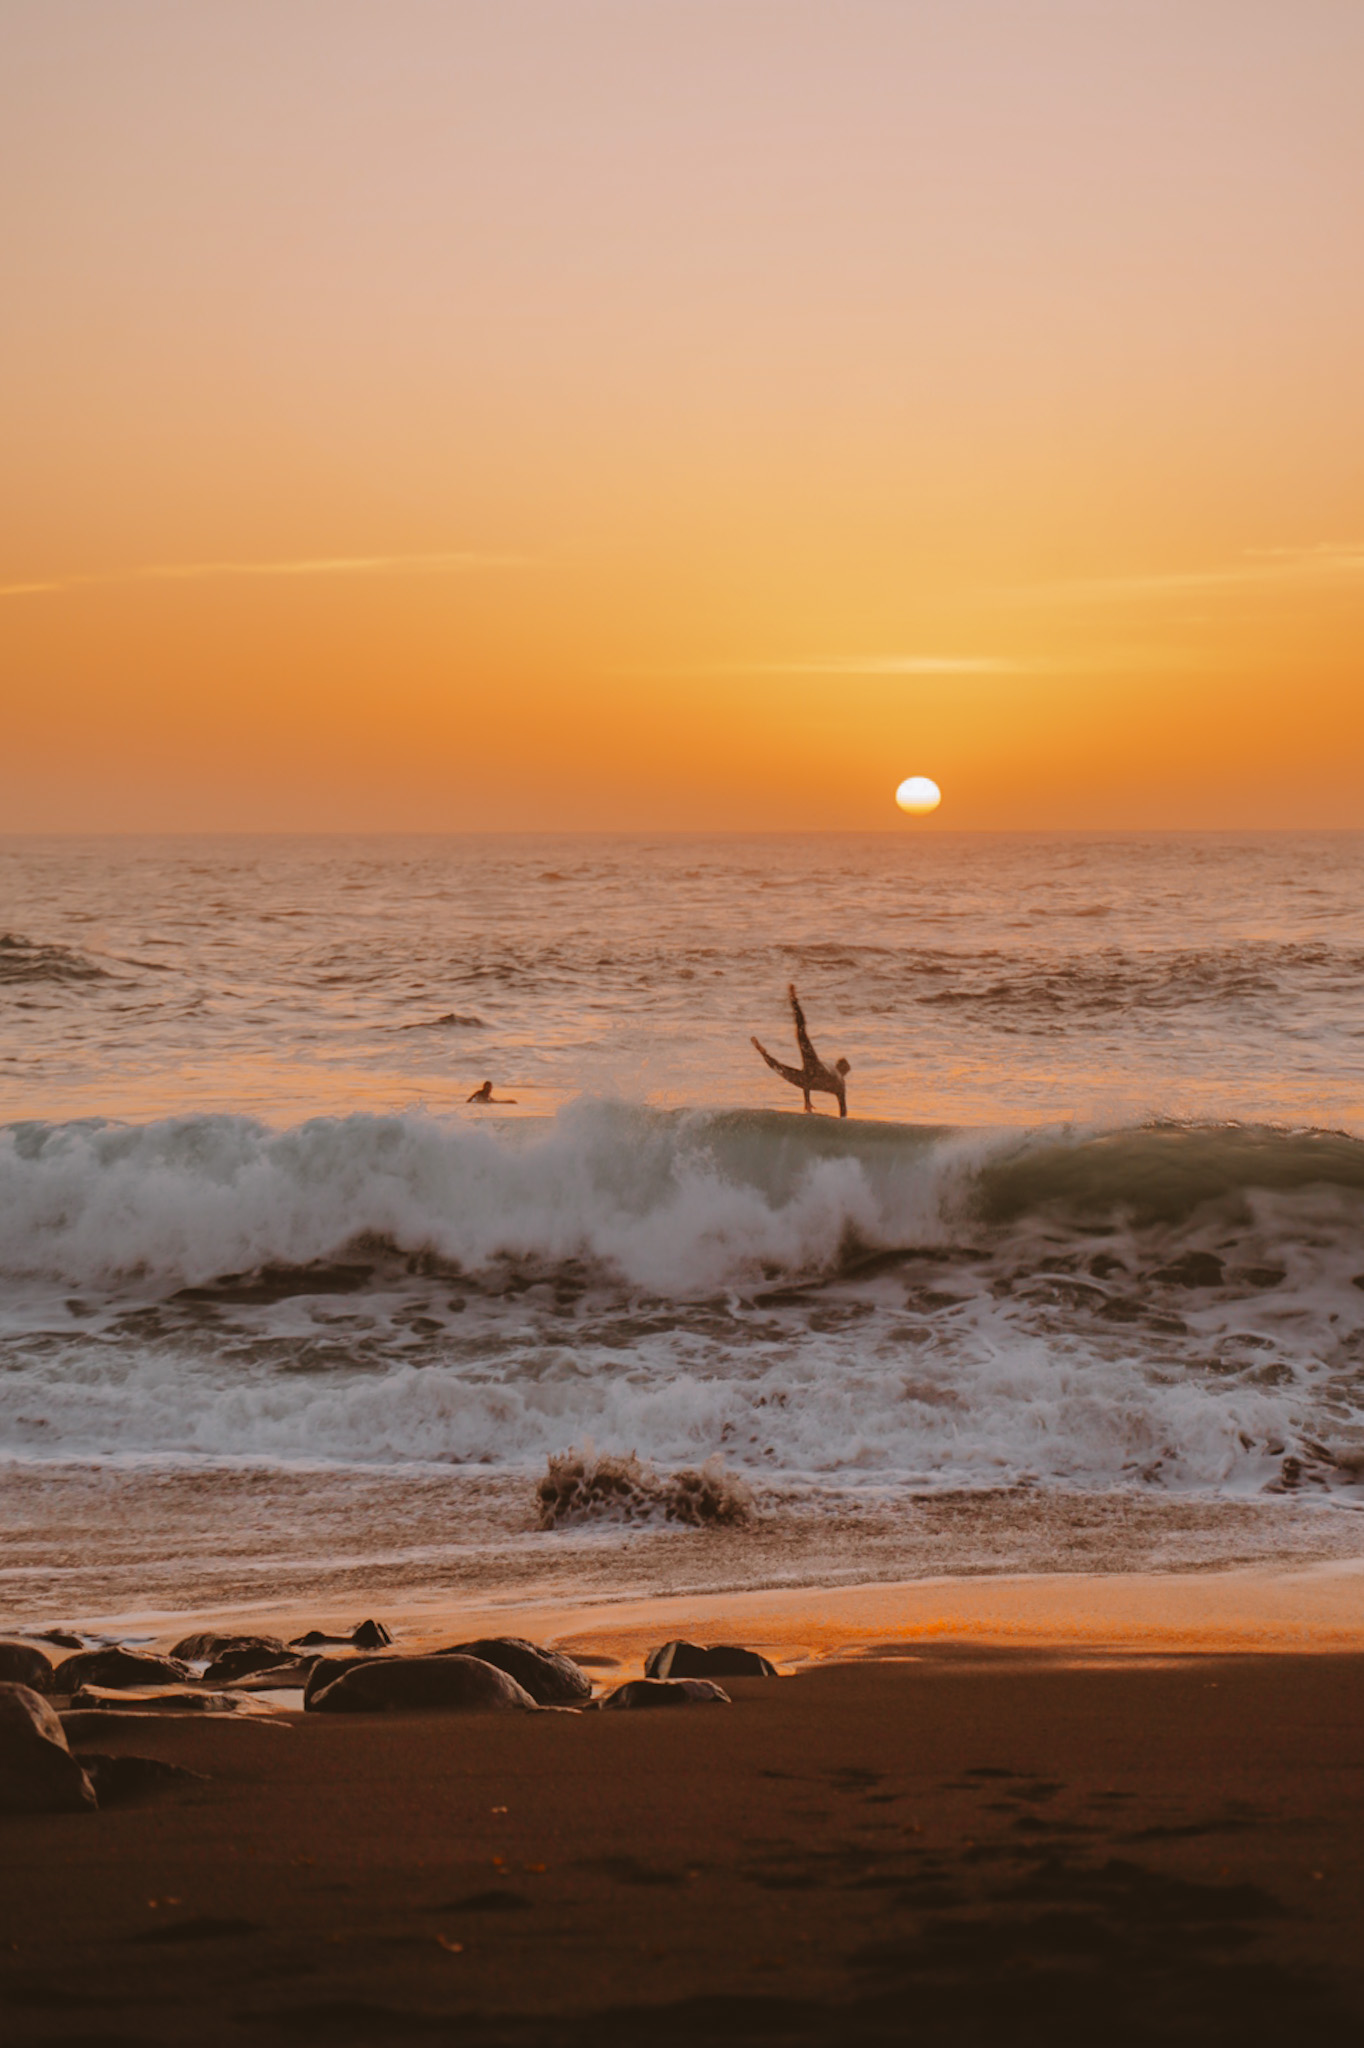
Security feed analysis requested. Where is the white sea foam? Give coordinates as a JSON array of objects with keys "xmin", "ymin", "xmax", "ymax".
[
  {"xmin": 0, "ymin": 1105, "xmax": 1362, "ymax": 1499},
  {"xmin": 0, "ymin": 1103, "xmax": 966, "ymax": 1293}
]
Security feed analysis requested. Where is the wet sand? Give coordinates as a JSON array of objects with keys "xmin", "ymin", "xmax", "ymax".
[
  {"xmin": 4, "ymin": 1621, "xmax": 1364, "ymax": 2043},
  {"xmin": 11, "ymin": 1464, "xmax": 1364, "ymax": 1633}
]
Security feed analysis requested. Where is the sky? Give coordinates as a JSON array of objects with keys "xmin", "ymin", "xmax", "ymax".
[{"xmin": 2, "ymin": 0, "xmax": 1363, "ymax": 831}]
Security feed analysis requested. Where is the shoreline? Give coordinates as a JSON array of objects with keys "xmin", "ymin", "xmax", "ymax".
[
  {"xmin": 18, "ymin": 1558, "xmax": 1364, "ymax": 1675},
  {"xmin": 7, "ymin": 1459, "xmax": 1364, "ymax": 1645}
]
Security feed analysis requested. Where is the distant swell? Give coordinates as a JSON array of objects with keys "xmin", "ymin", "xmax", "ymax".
[
  {"xmin": 976, "ymin": 1123, "xmax": 1364, "ymax": 1226},
  {"xmin": 0, "ymin": 933, "xmax": 108, "ymax": 987}
]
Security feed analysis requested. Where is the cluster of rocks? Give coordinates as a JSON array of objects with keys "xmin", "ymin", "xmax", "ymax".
[
  {"xmin": 0, "ymin": 1628, "xmax": 778, "ymax": 1813},
  {"xmin": 0, "ymin": 1684, "xmax": 205, "ymax": 1814}
]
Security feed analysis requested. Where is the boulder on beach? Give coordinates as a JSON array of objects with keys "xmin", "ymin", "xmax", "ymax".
[
  {"xmin": 168, "ymin": 1631, "xmax": 220, "ymax": 1663},
  {"xmin": 306, "ymin": 1653, "xmax": 537, "ymax": 1714},
  {"xmin": 351, "ymin": 1619, "xmax": 392, "ymax": 1649},
  {"xmin": 77, "ymin": 1753, "xmax": 208, "ymax": 1805},
  {"xmin": 68, "ymin": 1684, "xmax": 258, "ymax": 1714},
  {"xmin": 0, "ymin": 1682, "xmax": 97, "ymax": 1813},
  {"xmin": 302, "ymin": 1655, "xmax": 361, "ymax": 1708},
  {"xmin": 290, "ymin": 1619, "xmax": 392, "ymax": 1650},
  {"xmin": 599, "ymin": 1678, "xmax": 731, "ymax": 1710},
  {"xmin": 644, "ymin": 1640, "xmax": 778, "ymax": 1681},
  {"xmin": 0, "ymin": 1641, "xmax": 55, "ymax": 1691},
  {"xmin": 222, "ymin": 1655, "xmax": 319, "ymax": 1691},
  {"xmin": 203, "ymin": 1642, "xmax": 298, "ymax": 1684},
  {"xmin": 170, "ymin": 1631, "xmax": 287, "ymax": 1666},
  {"xmin": 51, "ymin": 1646, "xmax": 190, "ymax": 1695},
  {"xmin": 435, "ymin": 1638, "xmax": 592, "ymax": 1706}
]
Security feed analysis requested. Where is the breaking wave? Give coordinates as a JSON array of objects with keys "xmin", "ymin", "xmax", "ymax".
[
  {"xmin": 0, "ymin": 1102, "xmax": 959, "ymax": 1294},
  {"xmin": 2, "ymin": 1103, "xmax": 1363, "ymax": 1293},
  {"xmin": 1, "ymin": 1103, "xmax": 1363, "ymax": 1498}
]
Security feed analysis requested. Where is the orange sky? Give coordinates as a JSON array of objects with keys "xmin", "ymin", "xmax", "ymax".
[{"xmin": 3, "ymin": 1, "xmax": 1363, "ymax": 831}]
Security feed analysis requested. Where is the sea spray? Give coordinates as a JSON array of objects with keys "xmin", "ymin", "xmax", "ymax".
[{"xmin": 535, "ymin": 1447, "xmax": 755, "ymax": 1528}]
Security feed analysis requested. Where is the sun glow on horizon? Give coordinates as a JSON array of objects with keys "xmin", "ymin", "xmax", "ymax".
[{"xmin": 2, "ymin": 4, "xmax": 1362, "ymax": 831}]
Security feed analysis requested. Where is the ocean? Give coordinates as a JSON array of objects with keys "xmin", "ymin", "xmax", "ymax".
[{"xmin": 3, "ymin": 832, "xmax": 1363, "ymax": 1629}]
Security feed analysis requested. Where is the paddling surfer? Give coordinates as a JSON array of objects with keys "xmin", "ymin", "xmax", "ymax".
[
  {"xmin": 467, "ymin": 1080, "xmax": 517, "ymax": 1104},
  {"xmin": 752, "ymin": 985, "xmax": 851, "ymax": 1117}
]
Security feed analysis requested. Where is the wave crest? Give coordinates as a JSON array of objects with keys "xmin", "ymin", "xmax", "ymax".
[{"xmin": 4, "ymin": 1106, "xmax": 1364, "ymax": 1298}]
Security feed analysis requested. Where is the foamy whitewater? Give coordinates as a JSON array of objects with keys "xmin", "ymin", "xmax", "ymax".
[{"xmin": 3, "ymin": 833, "xmax": 1363, "ymax": 1621}]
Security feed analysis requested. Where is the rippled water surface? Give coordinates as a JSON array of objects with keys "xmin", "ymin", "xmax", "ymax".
[{"xmin": 4, "ymin": 832, "xmax": 1363, "ymax": 1126}]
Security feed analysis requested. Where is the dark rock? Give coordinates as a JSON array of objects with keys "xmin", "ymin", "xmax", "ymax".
[
  {"xmin": 644, "ymin": 1640, "xmax": 777, "ymax": 1680},
  {"xmin": 302, "ymin": 1655, "xmax": 361, "ymax": 1707},
  {"xmin": 51, "ymin": 1647, "xmax": 190, "ymax": 1694},
  {"xmin": 223, "ymin": 1656, "xmax": 319, "ymax": 1691},
  {"xmin": 0, "ymin": 1682, "xmax": 97, "ymax": 1812},
  {"xmin": 32, "ymin": 1629, "xmax": 85, "ymax": 1650},
  {"xmin": 350, "ymin": 1619, "xmax": 392, "ymax": 1649},
  {"xmin": 1151, "ymin": 1252, "xmax": 1225, "ymax": 1288},
  {"xmin": 77, "ymin": 1753, "xmax": 208, "ymax": 1804},
  {"xmin": 306, "ymin": 1654, "xmax": 537, "ymax": 1714},
  {"xmin": 599, "ymin": 1678, "xmax": 731, "ymax": 1710},
  {"xmin": 434, "ymin": 1637, "xmax": 591, "ymax": 1705},
  {"xmin": 202, "ymin": 1643, "xmax": 297, "ymax": 1684},
  {"xmin": 0, "ymin": 1641, "xmax": 55, "ymax": 1690},
  {"xmin": 168, "ymin": 1632, "xmax": 220, "ymax": 1663},
  {"xmin": 290, "ymin": 1621, "xmax": 390, "ymax": 1649},
  {"xmin": 170, "ymin": 1631, "xmax": 286, "ymax": 1665},
  {"xmin": 68, "ymin": 1684, "xmax": 254, "ymax": 1714}
]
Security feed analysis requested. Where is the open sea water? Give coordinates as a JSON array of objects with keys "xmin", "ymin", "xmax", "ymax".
[{"xmin": 3, "ymin": 832, "xmax": 1364, "ymax": 1626}]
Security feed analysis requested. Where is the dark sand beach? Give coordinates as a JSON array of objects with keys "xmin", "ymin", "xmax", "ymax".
[{"xmin": 4, "ymin": 1593, "xmax": 1364, "ymax": 2047}]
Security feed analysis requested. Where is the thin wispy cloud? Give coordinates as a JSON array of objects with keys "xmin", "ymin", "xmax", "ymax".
[
  {"xmin": 741, "ymin": 655, "xmax": 1027, "ymax": 676},
  {"xmin": 630, "ymin": 648, "xmax": 1192, "ymax": 679},
  {"xmin": 1015, "ymin": 541, "xmax": 1364, "ymax": 605},
  {"xmin": 0, "ymin": 551, "xmax": 528, "ymax": 600},
  {"xmin": 634, "ymin": 654, "xmax": 1029, "ymax": 679}
]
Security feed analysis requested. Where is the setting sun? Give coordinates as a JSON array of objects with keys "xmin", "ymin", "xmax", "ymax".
[{"xmin": 895, "ymin": 776, "xmax": 942, "ymax": 816}]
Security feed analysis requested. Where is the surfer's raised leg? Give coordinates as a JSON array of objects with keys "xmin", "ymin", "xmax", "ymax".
[{"xmin": 789, "ymin": 984, "xmax": 819, "ymax": 1070}]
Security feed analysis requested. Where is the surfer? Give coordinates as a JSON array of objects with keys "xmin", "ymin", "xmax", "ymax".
[
  {"xmin": 466, "ymin": 1080, "xmax": 517, "ymax": 1104},
  {"xmin": 752, "ymin": 985, "xmax": 851, "ymax": 1117}
]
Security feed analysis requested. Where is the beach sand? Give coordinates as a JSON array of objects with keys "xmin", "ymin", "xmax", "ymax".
[{"xmin": 4, "ymin": 1573, "xmax": 1364, "ymax": 2045}]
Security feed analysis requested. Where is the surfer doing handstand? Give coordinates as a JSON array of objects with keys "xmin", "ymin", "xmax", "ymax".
[{"xmin": 752, "ymin": 985, "xmax": 851, "ymax": 1117}]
